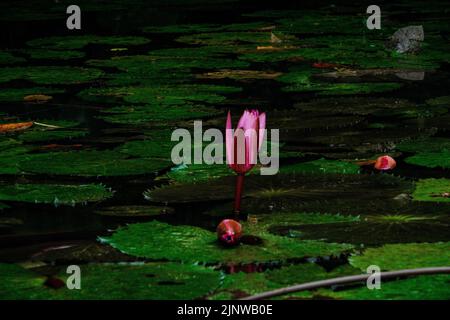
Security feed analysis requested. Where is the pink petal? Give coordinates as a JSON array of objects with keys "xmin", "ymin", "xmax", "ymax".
[
  {"xmin": 225, "ymin": 111, "xmax": 234, "ymax": 166},
  {"xmin": 258, "ymin": 112, "xmax": 266, "ymax": 150}
]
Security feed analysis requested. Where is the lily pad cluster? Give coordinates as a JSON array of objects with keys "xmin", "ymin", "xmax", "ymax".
[
  {"xmin": 101, "ymin": 220, "xmax": 354, "ymax": 264},
  {"xmin": 0, "ymin": 262, "xmax": 221, "ymax": 300}
]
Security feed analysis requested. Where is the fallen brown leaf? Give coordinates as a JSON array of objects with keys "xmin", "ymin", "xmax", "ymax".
[{"xmin": 0, "ymin": 121, "xmax": 33, "ymax": 133}]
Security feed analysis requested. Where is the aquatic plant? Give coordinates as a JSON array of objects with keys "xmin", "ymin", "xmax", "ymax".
[{"xmin": 226, "ymin": 109, "xmax": 265, "ymax": 214}]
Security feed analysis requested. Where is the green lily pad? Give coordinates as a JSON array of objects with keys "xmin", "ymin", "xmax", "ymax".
[
  {"xmin": 397, "ymin": 138, "xmax": 450, "ymax": 153},
  {"xmin": 117, "ymin": 139, "xmax": 175, "ymax": 160},
  {"xmin": 251, "ymin": 212, "xmax": 360, "ymax": 230},
  {"xmin": 145, "ymin": 173, "xmax": 413, "ymax": 206},
  {"xmin": 281, "ymin": 75, "xmax": 402, "ymax": 95},
  {"xmin": 78, "ymin": 84, "xmax": 240, "ymax": 105},
  {"xmin": 22, "ymin": 49, "xmax": 85, "ymax": 60},
  {"xmin": 94, "ymin": 205, "xmax": 174, "ymax": 217},
  {"xmin": 86, "ymin": 55, "xmax": 193, "ymax": 86},
  {"xmin": 0, "ymin": 262, "xmax": 221, "ymax": 300},
  {"xmin": 0, "ymin": 183, "xmax": 113, "ymax": 205},
  {"xmin": 102, "ymin": 220, "xmax": 353, "ymax": 264},
  {"xmin": 17, "ymin": 122, "xmax": 87, "ymax": 142},
  {"xmin": 276, "ymin": 14, "xmax": 369, "ymax": 35},
  {"xmin": 280, "ymin": 159, "xmax": 360, "ymax": 175},
  {"xmin": 164, "ymin": 163, "xmax": 236, "ymax": 184},
  {"xmin": 162, "ymin": 161, "xmax": 278, "ymax": 184},
  {"xmin": 98, "ymin": 103, "xmax": 221, "ymax": 126},
  {"xmin": 0, "ymin": 138, "xmax": 29, "ymax": 174},
  {"xmin": 413, "ymin": 178, "xmax": 450, "ymax": 202},
  {"xmin": 405, "ymin": 151, "xmax": 450, "ymax": 168},
  {"xmin": 27, "ymin": 35, "xmax": 150, "ymax": 50},
  {"xmin": 275, "ymin": 214, "xmax": 450, "ymax": 245},
  {"xmin": 349, "ymin": 242, "xmax": 450, "ymax": 271},
  {"xmin": 426, "ymin": 96, "xmax": 450, "ymax": 106},
  {"xmin": 19, "ymin": 130, "xmax": 87, "ymax": 143},
  {"xmin": 294, "ymin": 96, "xmax": 417, "ymax": 117},
  {"xmin": 0, "ymin": 51, "xmax": 26, "ymax": 64},
  {"xmin": 209, "ymin": 263, "xmax": 360, "ymax": 300},
  {"xmin": 143, "ymin": 22, "xmax": 270, "ymax": 34},
  {"xmin": 18, "ymin": 150, "xmax": 171, "ymax": 177},
  {"xmin": 0, "ymin": 87, "xmax": 64, "ymax": 102},
  {"xmin": 176, "ymin": 31, "xmax": 289, "ymax": 46},
  {"xmin": 0, "ymin": 66, "xmax": 104, "ymax": 85},
  {"xmin": 317, "ymin": 274, "xmax": 450, "ymax": 300},
  {"xmin": 143, "ymin": 23, "xmax": 223, "ymax": 34}
]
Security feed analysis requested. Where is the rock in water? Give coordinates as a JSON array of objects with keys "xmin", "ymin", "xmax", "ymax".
[{"xmin": 387, "ymin": 25, "xmax": 424, "ymax": 54}]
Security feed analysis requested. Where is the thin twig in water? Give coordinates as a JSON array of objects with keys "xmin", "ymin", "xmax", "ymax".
[{"xmin": 240, "ymin": 266, "xmax": 450, "ymax": 300}]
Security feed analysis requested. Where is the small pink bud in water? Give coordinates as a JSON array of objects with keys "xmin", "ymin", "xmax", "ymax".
[
  {"xmin": 217, "ymin": 219, "xmax": 242, "ymax": 246},
  {"xmin": 374, "ymin": 155, "xmax": 396, "ymax": 171}
]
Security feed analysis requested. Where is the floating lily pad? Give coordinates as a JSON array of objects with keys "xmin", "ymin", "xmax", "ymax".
[
  {"xmin": 78, "ymin": 84, "xmax": 240, "ymax": 105},
  {"xmin": 349, "ymin": 242, "xmax": 450, "ymax": 271},
  {"xmin": 412, "ymin": 179, "xmax": 450, "ymax": 202},
  {"xmin": 162, "ymin": 162, "xmax": 269, "ymax": 184},
  {"xmin": 280, "ymin": 159, "xmax": 360, "ymax": 175},
  {"xmin": 98, "ymin": 103, "xmax": 221, "ymax": 126},
  {"xmin": 276, "ymin": 14, "xmax": 371, "ymax": 35},
  {"xmin": 0, "ymin": 87, "xmax": 64, "ymax": 102},
  {"xmin": 252, "ymin": 212, "xmax": 360, "ymax": 230},
  {"xmin": 145, "ymin": 173, "xmax": 413, "ymax": 206},
  {"xmin": 281, "ymin": 73, "xmax": 402, "ymax": 95},
  {"xmin": 86, "ymin": 55, "xmax": 193, "ymax": 86},
  {"xmin": 117, "ymin": 138, "xmax": 175, "ymax": 160},
  {"xmin": 197, "ymin": 69, "xmax": 282, "ymax": 80},
  {"xmin": 17, "ymin": 120, "xmax": 86, "ymax": 143},
  {"xmin": 0, "ymin": 262, "xmax": 221, "ymax": 300},
  {"xmin": 275, "ymin": 214, "xmax": 450, "ymax": 245},
  {"xmin": 294, "ymin": 97, "xmax": 417, "ymax": 117},
  {"xmin": 405, "ymin": 151, "xmax": 450, "ymax": 168},
  {"xmin": 27, "ymin": 35, "xmax": 151, "ymax": 50},
  {"xmin": 397, "ymin": 138, "xmax": 450, "ymax": 153},
  {"xmin": 318, "ymin": 274, "xmax": 450, "ymax": 300},
  {"xmin": 0, "ymin": 66, "xmax": 104, "ymax": 85},
  {"xmin": 94, "ymin": 205, "xmax": 174, "ymax": 217},
  {"xmin": 0, "ymin": 183, "xmax": 113, "ymax": 205},
  {"xmin": 143, "ymin": 22, "xmax": 270, "ymax": 34},
  {"xmin": 209, "ymin": 263, "xmax": 360, "ymax": 300},
  {"xmin": 426, "ymin": 96, "xmax": 450, "ymax": 106},
  {"xmin": 22, "ymin": 49, "xmax": 85, "ymax": 60},
  {"xmin": 143, "ymin": 23, "xmax": 223, "ymax": 34},
  {"xmin": 102, "ymin": 220, "xmax": 353, "ymax": 264},
  {"xmin": 0, "ymin": 138, "xmax": 29, "ymax": 174},
  {"xmin": 0, "ymin": 51, "xmax": 26, "ymax": 64},
  {"xmin": 176, "ymin": 31, "xmax": 288, "ymax": 46},
  {"xmin": 18, "ymin": 150, "xmax": 171, "ymax": 177}
]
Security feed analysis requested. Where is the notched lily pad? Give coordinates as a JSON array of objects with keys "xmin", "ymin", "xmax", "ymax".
[
  {"xmin": 0, "ymin": 66, "xmax": 104, "ymax": 85},
  {"xmin": 102, "ymin": 220, "xmax": 353, "ymax": 264},
  {"xmin": 413, "ymin": 179, "xmax": 450, "ymax": 202},
  {"xmin": 280, "ymin": 159, "xmax": 360, "ymax": 175},
  {"xmin": 18, "ymin": 150, "xmax": 171, "ymax": 177},
  {"xmin": 145, "ymin": 173, "xmax": 413, "ymax": 207},
  {"xmin": 0, "ymin": 262, "xmax": 220, "ymax": 300},
  {"xmin": 0, "ymin": 88, "xmax": 64, "ymax": 102},
  {"xmin": 94, "ymin": 205, "xmax": 174, "ymax": 217},
  {"xmin": 349, "ymin": 242, "xmax": 450, "ymax": 271},
  {"xmin": 0, "ymin": 183, "xmax": 113, "ymax": 205},
  {"xmin": 27, "ymin": 35, "xmax": 151, "ymax": 50}
]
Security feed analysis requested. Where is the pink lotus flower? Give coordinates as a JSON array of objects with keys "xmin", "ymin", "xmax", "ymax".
[
  {"xmin": 374, "ymin": 155, "xmax": 396, "ymax": 171},
  {"xmin": 226, "ymin": 109, "xmax": 266, "ymax": 214}
]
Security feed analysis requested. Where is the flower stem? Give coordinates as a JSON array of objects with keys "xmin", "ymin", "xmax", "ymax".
[{"xmin": 233, "ymin": 173, "xmax": 245, "ymax": 215}]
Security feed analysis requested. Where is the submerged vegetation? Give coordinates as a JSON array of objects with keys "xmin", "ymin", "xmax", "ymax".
[{"xmin": 0, "ymin": 0, "xmax": 449, "ymax": 300}]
